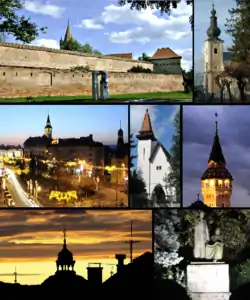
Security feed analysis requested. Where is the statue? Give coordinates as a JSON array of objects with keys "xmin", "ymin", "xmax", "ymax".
[
  {"xmin": 193, "ymin": 210, "xmax": 210, "ymax": 259},
  {"xmin": 205, "ymin": 228, "xmax": 223, "ymax": 262}
]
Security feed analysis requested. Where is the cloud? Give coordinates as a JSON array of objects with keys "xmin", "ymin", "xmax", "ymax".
[
  {"xmin": 0, "ymin": 210, "xmax": 152, "ymax": 260},
  {"xmin": 77, "ymin": 19, "xmax": 104, "ymax": 30},
  {"xmin": 183, "ymin": 106, "xmax": 250, "ymax": 207},
  {"xmin": 31, "ymin": 39, "xmax": 60, "ymax": 49},
  {"xmin": 78, "ymin": 3, "xmax": 192, "ymax": 44},
  {"xmin": 24, "ymin": 0, "xmax": 65, "ymax": 18}
]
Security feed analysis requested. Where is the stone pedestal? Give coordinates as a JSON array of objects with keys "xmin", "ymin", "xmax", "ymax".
[{"xmin": 187, "ymin": 262, "xmax": 231, "ymax": 300}]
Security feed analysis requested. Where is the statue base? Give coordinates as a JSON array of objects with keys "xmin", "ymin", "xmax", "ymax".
[{"xmin": 187, "ymin": 262, "xmax": 230, "ymax": 300}]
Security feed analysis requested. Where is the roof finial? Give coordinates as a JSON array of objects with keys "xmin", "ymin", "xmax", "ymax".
[
  {"xmin": 63, "ymin": 227, "xmax": 67, "ymax": 247},
  {"xmin": 197, "ymin": 193, "xmax": 200, "ymax": 201},
  {"xmin": 215, "ymin": 112, "xmax": 218, "ymax": 135},
  {"xmin": 120, "ymin": 120, "xmax": 121, "ymax": 129}
]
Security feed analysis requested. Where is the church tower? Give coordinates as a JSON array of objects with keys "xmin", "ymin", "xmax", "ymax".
[
  {"xmin": 60, "ymin": 19, "xmax": 72, "ymax": 49},
  {"xmin": 136, "ymin": 109, "xmax": 156, "ymax": 196},
  {"xmin": 44, "ymin": 114, "xmax": 52, "ymax": 139},
  {"xmin": 204, "ymin": 5, "xmax": 224, "ymax": 94},
  {"xmin": 201, "ymin": 114, "xmax": 233, "ymax": 207}
]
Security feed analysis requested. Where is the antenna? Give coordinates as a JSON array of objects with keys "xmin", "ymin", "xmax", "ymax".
[
  {"xmin": 0, "ymin": 267, "xmax": 41, "ymax": 284},
  {"xmin": 124, "ymin": 220, "xmax": 140, "ymax": 264}
]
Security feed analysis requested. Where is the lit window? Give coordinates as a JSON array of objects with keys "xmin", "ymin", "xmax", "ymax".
[
  {"xmin": 225, "ymin": 180, "xmax": 230, "ymax": 187},
  {"xmin": 204, "ymin": 180, "xmax": 208, "ymax": 187},
  {"xmin": 218, "ymin": 180, "xmax": 222, "ymax": 187},
  {"xmin": 210, "ymin": 179, "xmax": 214, "ymax": 186}
]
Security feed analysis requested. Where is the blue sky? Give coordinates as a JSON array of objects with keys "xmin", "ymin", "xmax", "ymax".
[
  {"xmin": 195, "ymin": 0, "xmax": 236, "ymax": 73},
  {"xmin": 0, "ymin": 105, "xmax": 128, "ymax": 146},
  {"xmin": 130, "ymin": 105, "xmax": 179, "ymax": 168},
  {"xmin": 5, "ymin": 0, "xmax": 192, "ymax": 71}
]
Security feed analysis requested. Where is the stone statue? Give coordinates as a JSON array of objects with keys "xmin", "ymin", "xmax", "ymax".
[
  {"xmin": 194, "ymin": 211, "xmax": 210, "ymax": 259},
  {"xmin": 205, "ymin": 228, "xmax": 223, "ymax": 262}
]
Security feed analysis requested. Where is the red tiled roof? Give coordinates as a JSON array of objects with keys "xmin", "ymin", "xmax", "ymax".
[{"xmin": 151, "ymin": 48, "xmax": 181, "ymax": 59}]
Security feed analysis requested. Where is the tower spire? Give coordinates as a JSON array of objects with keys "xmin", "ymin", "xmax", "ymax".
[
  {"xmin": 215, "ymin": 112, "xmax": 218, "ymax": 134},
  {"xmin": 136, "ymin": 109, "xmax": 156, "ymax": 141},
  {"xmin": 124, "ymin": 220, "xmax": 140, "ymax": 264},
  {"xmin": 206, "ymin": 3, "xmax": 221, "ymax": 40},
  {"xmin": 63, "ymin": 227, "xmax": 67, "ymax": 248}
]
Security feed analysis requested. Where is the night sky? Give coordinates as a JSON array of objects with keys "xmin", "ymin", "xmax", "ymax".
[
  {"xmin": 0, "ymin": 105, "xmax": 128, "ymax": 146},
  {"xmin": 0, "ymin": 209, "xmax": 152, "ymax": 285},
  {"xmin": 183, "ymin": 105, "xmax": 250, "ymax": 207}
]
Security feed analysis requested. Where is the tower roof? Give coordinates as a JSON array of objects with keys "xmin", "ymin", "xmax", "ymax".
[
  {"xmin": 136, "ymin": 109, "xmax": 156, "ymax": 141},
  {"xmin": 207, "ymin": 4, "xmax": 221, "ymax": 40},
  {"xmin": 45, "ymin": 114, "xmax": 52, "ymax": 129},
  {"xmin": 208, "ymin": 117, "xmax": 225, "ymax": 165},
  {"xmin": 64, "ymin": 19, "xmax": 72, "ymax": 43},
  {"xmin": 57, "ymin": 228, "xmax": 74, "ymax": 264}
]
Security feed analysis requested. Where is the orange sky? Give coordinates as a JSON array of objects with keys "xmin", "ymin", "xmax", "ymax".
[{"xmin": 0, "ymin": 209, "xmax": 152, "ymax": 285}]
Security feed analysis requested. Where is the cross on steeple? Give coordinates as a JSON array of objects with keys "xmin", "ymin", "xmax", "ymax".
[{"xmin": 124, "ymin": 220, "xmax": 140, "ymax": 264}]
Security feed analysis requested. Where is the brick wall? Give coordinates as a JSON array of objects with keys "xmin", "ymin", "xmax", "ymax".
[{"xmin": 0, "ymin": 66, "xmax": 184, "ymax": 98}]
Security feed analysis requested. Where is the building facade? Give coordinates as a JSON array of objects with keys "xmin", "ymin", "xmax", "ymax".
[{"xmin": 136, "ymin": 109, "xmax": 173, "ymax": 206}]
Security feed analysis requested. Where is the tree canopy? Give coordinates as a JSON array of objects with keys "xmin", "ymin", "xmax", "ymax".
[{"xmin": 0, "ymin": 0, "xmax": 46, "ymax": 43}]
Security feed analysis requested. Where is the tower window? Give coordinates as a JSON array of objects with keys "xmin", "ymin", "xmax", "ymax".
[
  {"xmin": 156, "ymin": 166, "xmax": 162, "ymax": 170},
  {"xmin": 143, "ymin": 148, "xmax": 145, "ymax": 160},
  {"xmin": 218, "ymin": 180, "xmax": 222, "ymax": 187},
  {"xmin": 225, "ymin": 180, "xmax": 229, "ymax": 187},
  {"xmin": 214, "ymin": 48, "xmax": 218, "ymax": 54},
  {"xmin": 209, "ymin": 179, "xmax": 214, "ymax": 186}
]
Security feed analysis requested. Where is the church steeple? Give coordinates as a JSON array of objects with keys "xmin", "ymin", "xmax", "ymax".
[
  {"xmin": 44, "ymin": 114, "xmax": 52, "ymax": 139},
  {"xmin": 63, "ymin": 227, "xmax": 67, "ymax": 248},
  {"xmin": 208, "ymin": 114, "xmax": 226, "ymax": 167},
  {"xmin": 201, "ymin": 113, "xmax": 233, "ymax": 208},
  {"xmin": 136, "ymin": 109, "xmax": 156, "ymax": 141},
  {"xmin": 207, "ymin": 4, "xmax": 221, "ymax": 40},
  {"xmin": 60, "ymin": 19, "xmax": 72, "ymax": 49}
]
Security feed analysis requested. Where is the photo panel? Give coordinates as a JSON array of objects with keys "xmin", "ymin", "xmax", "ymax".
[
  {"xmin": 0, "ymin": 209, "xmax": 153, "ymax": 297},
  {"xmin": 154, "ymin": 208, "xmax": 248, "ymax": 299},
  {"xmin": 0, "ymin": 105, "xmax": 129, "ymax": 208},
  {"xmin": 194, "ymin": 0, "xmax": 250, "ymax": 103},
  {"xmin": 129, "ymin": 104, "xmax": 180, "ymax": 208},
  {"xmin": 0, "ymin": 1, "xmax": 192, "ymax": 103},
  {"xmin": 182, "ymin": 105, "xmax": 250, "ymax": 208}
]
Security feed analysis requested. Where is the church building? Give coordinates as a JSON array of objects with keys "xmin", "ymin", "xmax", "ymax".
[
  {"xmin": 136, "ymin": 109, "xmax": 174, "ymax": 206},
  {"xmin": 201, "ymin": 116, "xmax": 233, "ymax": 207},
  {"xmin": 204, "ymin": 5, "xmax": 238, "ymax": 95}
]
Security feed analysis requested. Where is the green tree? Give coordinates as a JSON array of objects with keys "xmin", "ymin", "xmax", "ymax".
[
  {"xmin": 129, "ymin": 134, "xmax": 137, "ymax": 168},
  {"xmin": 118, "ymin": 0, "xmax": 193, "ymax": 29},
  {"xmin": 225, "ymin": 1, "xmax": 250, "ymax": 62},
  {"xmin": 164, "ymin": 108, "xmax": 180, "ymax": 204},
  {"xmin": 63, "ymin": 38, "xmax": 102, "ymax": 55},
  {"xmin": 138, "ymin": 52, "xmax": 151, "ymax": 61},
  {"xmin": 0, "ymin": 0, "xmax": 46, "ymax": 43}
]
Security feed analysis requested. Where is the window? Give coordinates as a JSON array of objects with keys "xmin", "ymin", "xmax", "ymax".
[
  {"xmin": 218, "ymin": 180, "xmax": 222, "ymax": 187},
  {"xmin": 156, "ymin": 166, "xmax": 162, "ymax": 170},
  {"xmin": 143, "ymin": 148, "xmax": 145, "ymax": 160},
  {"xmin": 214, "ymin": 48, "xmax": 218, "ymax": 54}
]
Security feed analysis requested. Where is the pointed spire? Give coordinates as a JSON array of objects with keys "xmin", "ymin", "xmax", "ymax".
[
  {"xmin": 208, "ymin": 113, "xmax": 226, "ymax": 166},
  {"xmin": 63, "ymin": 227, "xmax": 67, "ymax": 248},
  {"xmin": 64, "ymin": 19, "xmax": 72, "ymax": 43},
  {"xmin": 45, "ymin": 114, "xmax": 52, "ymax": 129},
  {"xmin": 206, "ymin": 4, "xmax": 221, "ymax": 40},
  {"xmin": 139, "ymin": 109, "xmax": 153, "ymax": 134}
]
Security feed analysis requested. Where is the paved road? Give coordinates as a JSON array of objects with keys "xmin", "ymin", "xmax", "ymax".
[{"xmin": 5, "ymin": 168, "xmax": 40, "ymax": 207}]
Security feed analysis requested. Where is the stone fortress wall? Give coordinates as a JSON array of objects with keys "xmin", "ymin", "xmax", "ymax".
[{"xmin": 0, "ymin": 43, "xmax": 184, "ymax": 97}]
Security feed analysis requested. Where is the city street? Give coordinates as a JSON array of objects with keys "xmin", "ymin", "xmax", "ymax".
[{"xmin": 1, "ymin": 169, "xmax": 40, "ymax": 207}]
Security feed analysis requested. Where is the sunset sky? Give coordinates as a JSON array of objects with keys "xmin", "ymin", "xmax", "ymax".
[
  {"xmin": 0, "ymin": 209, "xmax": 152, "ymax": 285},
  {"xmin": 0, "ymin": 105, "xmax": 128, "ymax": 145}
]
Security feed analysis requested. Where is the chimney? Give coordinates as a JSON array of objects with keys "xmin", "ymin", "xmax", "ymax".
[
  {"xmin": 115, "ymin": 254, "xmax": 126, "ymax": 273},
  {"xmin": 87, "ymin": 263, "xmax": 103, "ymax": 286}
]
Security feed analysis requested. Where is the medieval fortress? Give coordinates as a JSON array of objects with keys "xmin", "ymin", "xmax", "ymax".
[{"xmin": 0, "ymin": 23, "xmax": 184, "ymax": 98}]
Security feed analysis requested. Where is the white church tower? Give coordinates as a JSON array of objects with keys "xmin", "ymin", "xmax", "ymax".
[
  {"xmin": 204, "ymin": 4, "xmax": 224, "ymax": 94},
  {"xmin": 136, "ymin": 109, "xmax": 174, "ymax": 207}
]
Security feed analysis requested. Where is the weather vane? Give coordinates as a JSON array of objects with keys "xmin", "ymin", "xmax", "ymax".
[{"xmin": 215, "ymin": 112, "xmax": 218, "ymax": 134}]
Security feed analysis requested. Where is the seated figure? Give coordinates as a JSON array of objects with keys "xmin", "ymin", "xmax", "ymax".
[{"xmin": 205, "ymin": 228, "xmax": 224, "ymax": 262}]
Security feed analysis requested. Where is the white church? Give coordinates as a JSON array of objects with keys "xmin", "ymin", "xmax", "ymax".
[{"xmin": 136, "ymin": 109, "xmax": 177, "ymax": 207}]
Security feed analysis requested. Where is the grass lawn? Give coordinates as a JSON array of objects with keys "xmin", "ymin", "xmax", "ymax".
[{"xmin": 0, "ymin": 91, "xmax": 192, "ymax": 103}]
